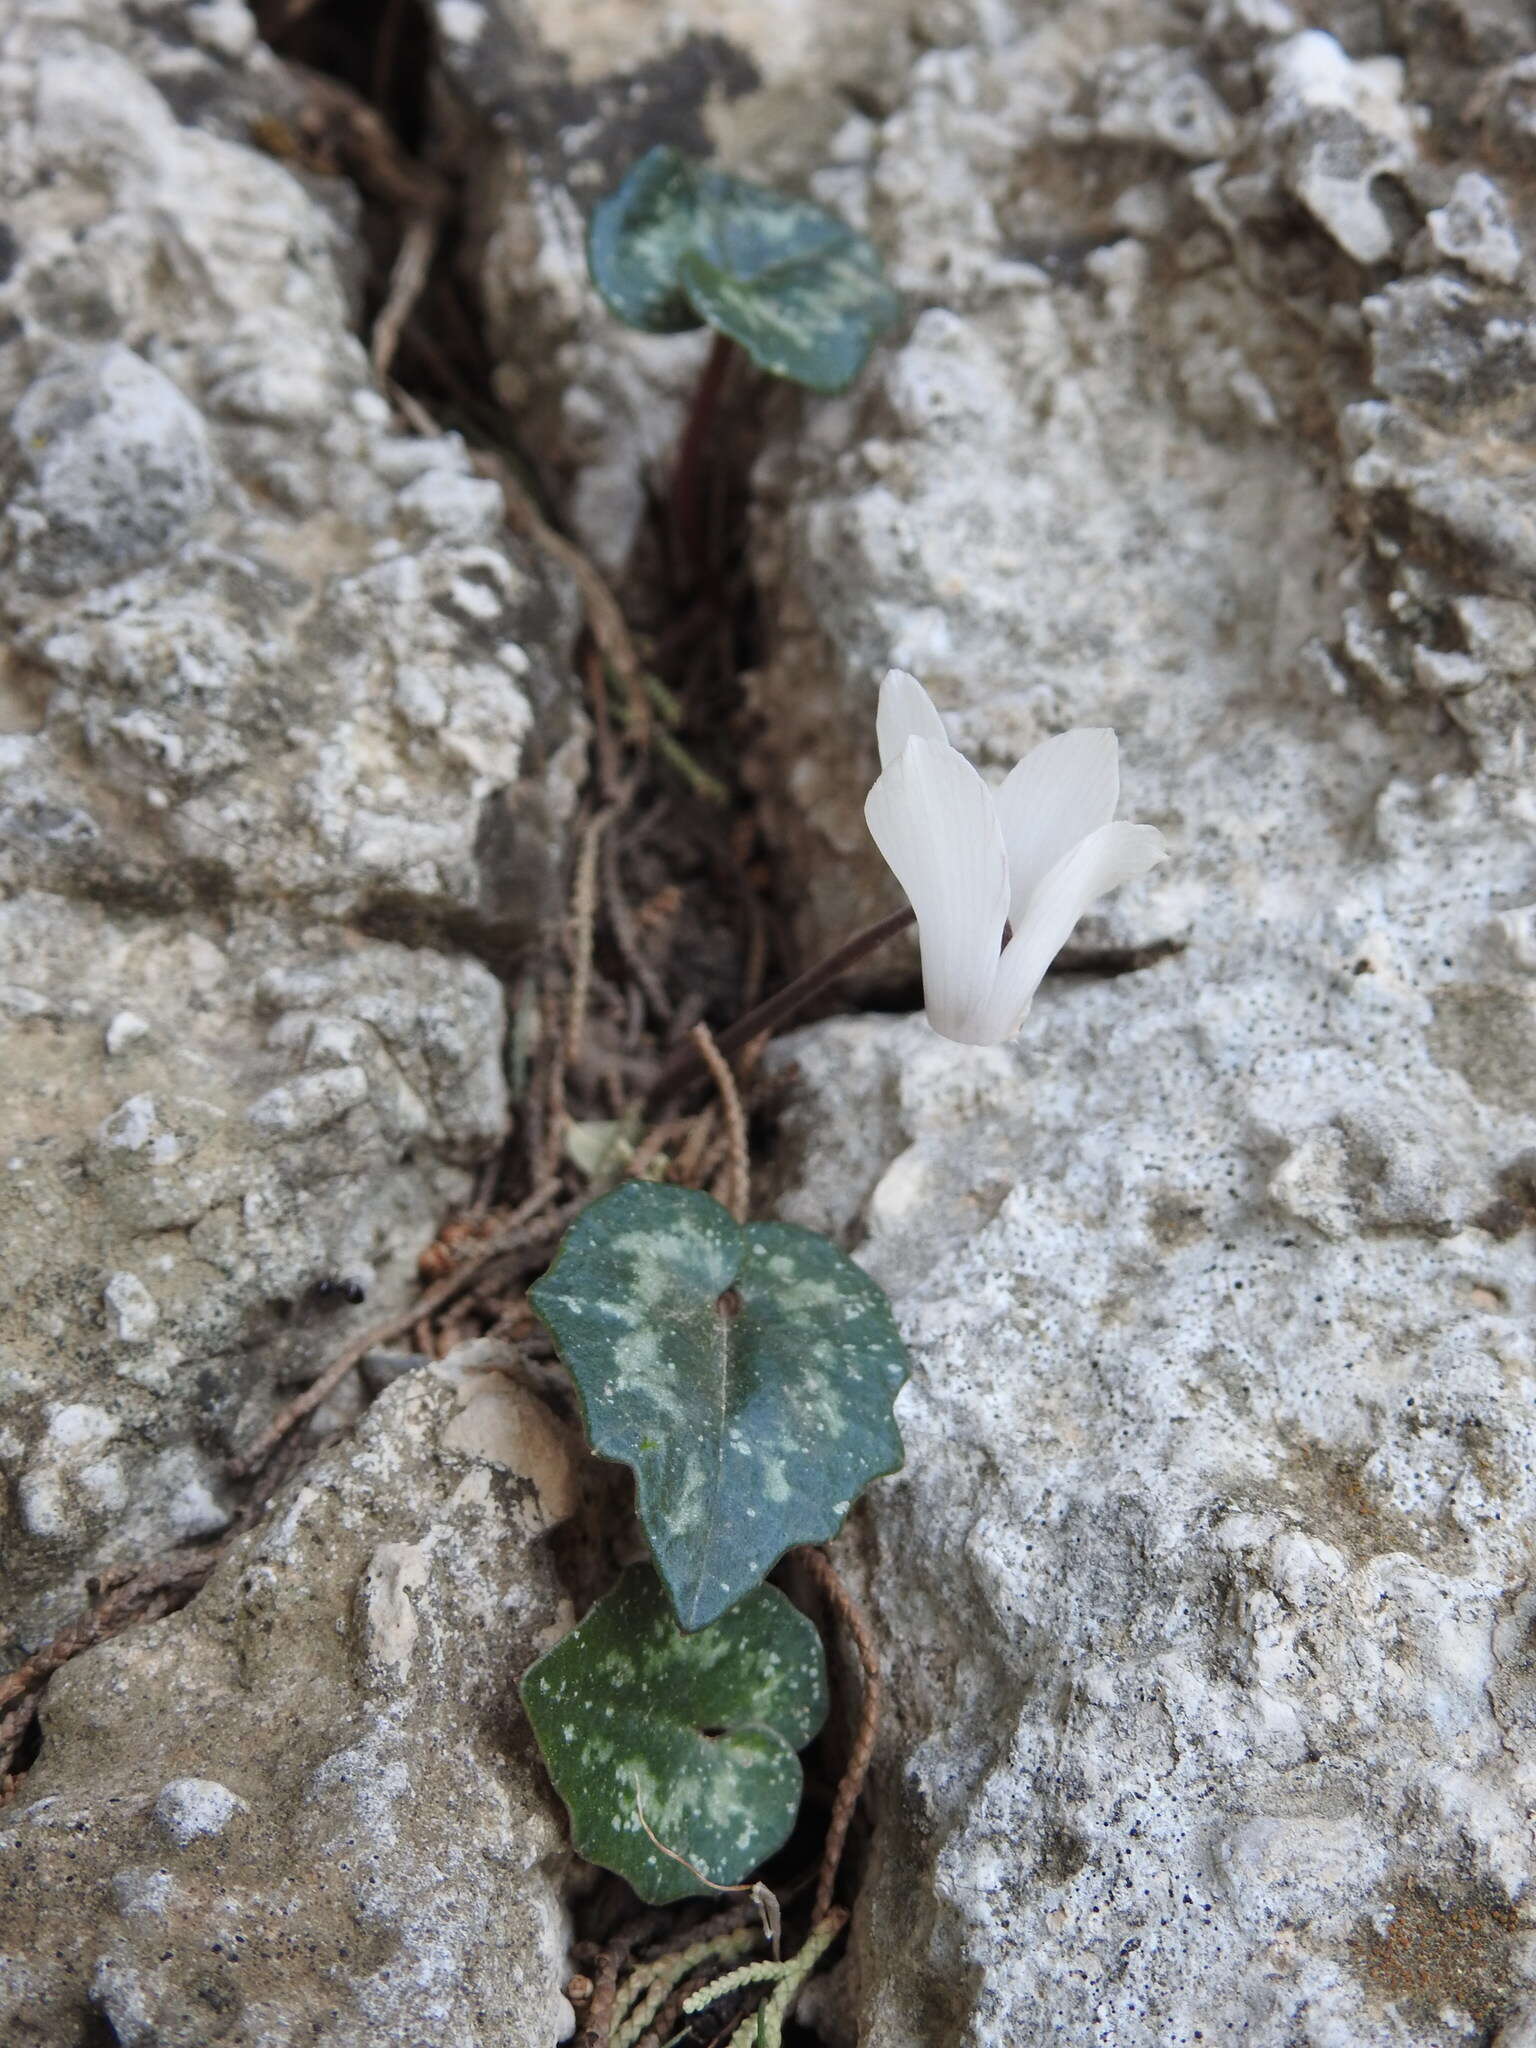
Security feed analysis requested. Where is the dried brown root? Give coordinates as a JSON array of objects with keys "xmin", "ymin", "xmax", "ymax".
[{"xmin": 801, "ymin": 1548, "xmax": 882, "ymax": 1925}]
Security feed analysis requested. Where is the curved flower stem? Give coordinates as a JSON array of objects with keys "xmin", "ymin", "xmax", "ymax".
[
  {"xmin": 647, "ymin": 905, "xmax": 915, "ymax": 1109},
  {"xmin": 671, "ymin": 329, "xmax": 735, "ymax": 574}
]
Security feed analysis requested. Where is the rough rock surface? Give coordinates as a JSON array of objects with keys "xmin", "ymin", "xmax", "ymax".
[
  {"xmin": 0, "ymin": 0, "xmax": 581, "ymax": 1640},
  {"xmin": 750, "ymin": 0, "xmax": 1536, "ymax": 2039},
  {"xmin": 0, "ymin": 1345, "xmax": 579, "ymax": 2048},
  {"xmin": 7, "ymin": 0, "xmax": 1536, "ymax": 2041},
  {"xmin": 438, "ymin": 0, "xmax": 924, "ymax": 573},
  {"xmin": 744, "ymin": 0, "xmax": 1536, "ymax": 981}
]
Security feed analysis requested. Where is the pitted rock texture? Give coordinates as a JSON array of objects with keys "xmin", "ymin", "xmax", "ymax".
[
  {"xmin": 732, "ymin": 0, "xmax": 1536, "ymax": 2040},
  {"xmin": 439, "ymin": 0, "xmax": 922, "ymax": 573},
  {"xmin": 748, "ymin": 6, "xmax": 1536, "ymax": 2032},
  {"xmin": 740, "ymin": 0, "xmax": 1536, "ymax": 981},
  {"xmin": 0, "ymin": 1348, "xmax": 580, "ymax": 2048},
  {"xmin": 775, "ymin": 967, "xmax": 1536, "ymax": 2041},
  {"xmin": 0, "ymin": 0, "xmax": 580, "ymax": 1641}
]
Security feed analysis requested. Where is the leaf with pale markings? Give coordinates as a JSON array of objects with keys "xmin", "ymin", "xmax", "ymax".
[
  {"xmin": 530, "ymin": 1182, "xmax": 908, "ymax": 1630},
  {"xmin": 520, "ymin": 1565, "xmax": 826, "ymax": 1903}
]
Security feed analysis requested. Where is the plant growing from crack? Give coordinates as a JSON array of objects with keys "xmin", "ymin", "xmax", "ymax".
[
  {"xmin": 520, "ymin": 671, "xmax": 1166, "ymax": 2038},
  {"xmin": 587, "ymin": 144, "xmax": 901, "ymax": 565}
]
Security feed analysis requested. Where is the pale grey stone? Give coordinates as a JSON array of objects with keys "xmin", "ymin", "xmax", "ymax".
[
  {"xmin": 733, "ymin": 0, "xmax": 1536, "ymax": 2038},
  {"xmin": 1261, "ymin": 31, "xmax": 1416, "ymax": 264},
  {"xmin": 151, "ymin": 1777, "xmax": 246, "ymax": 1846},
  {"xmin": 6, "ymin": 345, "xmax": 217, "ymax": 593},
  {"xmin": 1082, "ymin": 45, "xmax": 1238, "ymax": 160},
  {"xmin": 1426, "ymin": 171, "xmax": 1524, "ymax": 285},
  {"xmin": 0, "ymin": 1356, "xmax": 579, "ymax": 2048},
  {"xmin": 0, "ymin": 0, "xmax": 578, "ymax": 1645}
]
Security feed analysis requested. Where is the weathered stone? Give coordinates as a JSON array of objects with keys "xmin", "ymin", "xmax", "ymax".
[
  {"xmin": 736, "ymin": 0, "xmax": 1536, "ymax": 2038},
  {"xmin": 0, "ymin": 1349, "xmax": 580, "ymax": 2048},
  {"xmin": 774, "ymin": 910, "xmax": 1536, "ymax": 2038},
  {"xmin": 440, "ymin": 0, "xmax": 919, "ymax": 571},
  {"xmin": 0, "ymin": 0, "xmax": 580, "ymax": 1644},
  {"xmin": 740, "ymin": 0, "xmax": 1536, "ymax": 982},
  {"xmin": 1424, "ymin": 170, "xmax": 1524, "ymax": 285},
  {"xmin": 1260, "ymin": 30, "xmax": 1417, "ymax": 264}
]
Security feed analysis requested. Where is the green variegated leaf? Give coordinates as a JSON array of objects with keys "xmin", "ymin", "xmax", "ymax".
[
  {"xmin": 679, "ymin": 238, "xmax": 901, "ymax": 393},
  {"xmin": 587, "ymin": 149, "xmax": 900, "ymax": 391},
  {"xmin": 691, "ymin": 167, "xmax": 851, "ymax": 281},
  {"xmin": 587, "ymin": 145, "xmax": 706, "ymax": 334},
  {"xmin": 520, "ymin": 1565, "xmax": 826, "ymax": 1904},
  {"xmin": 529, "ymin": 1182, "xmax": 908, "ymax": 1630}
]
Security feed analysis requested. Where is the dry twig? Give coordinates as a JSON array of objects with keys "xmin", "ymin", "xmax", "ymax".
[
  {"xmin": 566, "ymin": 809, "xmax": 615, "ymax": 1068},
  {"xmin": 535, "ymin": 982, "xmax": 570, "ymax": 1187},
  {"xmin": 578, "ymin": 1910, "xmax": 665, "ymax": 2048},
  {"xmin": 690, "ymin": 1023, "xmax": 749, "ymax": 1222},
  {"xmin": 0, "ymin": 1695, "xmax": 38, "ymax": 1791},
  {"xmin": 674, "ymin": 1102, "xmax": 718, "ymax": 1187},
  {"xmin": 229, "ymin": 1185, "xmax": 577, "ymax": 1478},
  {"xmin": 585, "ymin": 642, "xmax": 622, "ymax": 801},
  {"xmin": 372, "ymin": 211, "xmax": 439, "ymax": 382},
  {"xmin": 281, "ymin": 61, "xmax": 447, "ymax": 214},
  {"xmin": 801, "ymin": 1548, "xmax": 882, "ymax": 1924},
  {"xmin": 602, "ymin": 830, "xmax": 672, "ymax": 1026},
  {"xmin": 649, "ymin": 906, "xmax": 914, "ymax": 1109}
]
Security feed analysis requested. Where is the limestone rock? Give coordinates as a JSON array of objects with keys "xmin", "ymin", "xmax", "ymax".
[
  {"xmin": 734, "ymin": 0, "xmax": 1536, "ymax": 2037},
  {"xmin": 773, "ymin": 922, "xmax": 1536, "ymax": 2039},
  {"xmin": 0, "ymin": 0, "xmax": 580, "ymax": 1642},
  {"xmin": 438, "ymin": 0, "xmax": 919, "ymax": 571},
  {"xmin": 0, "ymin": 1349, "xmax": 580, "ymax": 2048},
  {"xmin": 739, "ymin": 0, "xmax": 1536, "ymax": 985}
]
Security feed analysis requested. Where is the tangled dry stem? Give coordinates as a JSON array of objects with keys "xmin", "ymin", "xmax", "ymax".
[
  {"xmin": 689, "ymin": 1022, "xmax": 750, "ymax": 1222},
  {"xmin": 801, "ymin": 1546, "xmax": 883, "ymax": 1925}
]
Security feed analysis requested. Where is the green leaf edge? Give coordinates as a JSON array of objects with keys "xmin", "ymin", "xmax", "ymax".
[
  {"xmin": 529, "ymin": 1182, "xmax": 909, "ymax": 1631},
  {"xmin": 586, "ymin": 144, "xmax": 706, "ymax": 335},
  {"xmin": 519, "ymin": 1565, "xmax": 828, "ymax": 1904},
  {"xmin": 587, "ymin": 147, "xmax": 901, "ymax": 390},
  {"xmin": 678, "ymin": 245, "xmax": 901, "ymax": 394}
]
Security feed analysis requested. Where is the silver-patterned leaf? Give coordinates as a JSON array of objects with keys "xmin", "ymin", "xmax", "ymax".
[
  {"xmin": 520, "ymin": 1565, "xmax": 826, "ymax": 1904},
  {"xmin": 679, "ymin": 239, "xmax": 901, "ymax": 393},
  {"xmin": 529, "ymin": 1182, "xmax": 908, "ymax": 1630},
  {"xmin": 587, "ymin": 145, "xmax": 706, "ymax": 334},
  {"xmin": 586, "ymin": 150, "xmax": 900, "ymax": 389}
]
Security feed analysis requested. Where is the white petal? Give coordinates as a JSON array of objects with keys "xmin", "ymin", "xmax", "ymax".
[
  {"xmin": 977, "ymin": 821, "xmax": 1167, "ymax": 1041},
  {"xmin": 993, "ymin": 729, "xmax": 1120, "ymax": 928},
  {"xmin": 876, "ymin": 669, "xmax": 949, "ymax": 771},
  {"xmin": 865, "ymin": 737, "xmax": 1010, "ymax": 1043}
]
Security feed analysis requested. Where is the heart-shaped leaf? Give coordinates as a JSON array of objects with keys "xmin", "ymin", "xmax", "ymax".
[
  {"xmin": 530, "ymin": 1182, "xmax": 908, "ymax": 1630},
  {"xmin": 587, "ymin": 146, "xmax": 900, "ymax": 392},
  {"xmin": 587, "ymin": 144, "xmax": 706, "ymax": 334},
  {"xmin": 520, "ymin": 1564, "xmax": 827, "ymax": 1904}
]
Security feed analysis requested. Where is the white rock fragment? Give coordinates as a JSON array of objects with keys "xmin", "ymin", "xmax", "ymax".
[
  {"xmin": 97, "ymin": 1095, "xmax": 160, "ymax": 1152},
  {"xmin": 185, "ymin": 0, "xmax": 258, "ymax": 60},
  {"xmin": 1262, "ymin": 31, "xmax": 1415, "ymax": 263},
  {"xmin": 110, "ymin": 1867, "xmax": 175, "ymax": 1919},
  {"xmin": 246, "ymin": 1065, "xmax": 370, "ymax": 1135},
  {"xmin": 16, "ymin": 1403, "xmax": 128, "ymax": 1537},
  {"xmin": 103, "ymin": 1272, "xmax": 159, "ymax": 1341},
  {"xmin": 1089, "ymin": 45, "xmax": 1238, "ymax": 160},
  {"xmin": 1426, "ymin": 171, "xmax": 1524, "ymax": 286},
  {"xmin": 152, "ymin": 1779, "xmax": 247, "ymax": 1846},
  {"xmin": 360, "ymin": 1541, "xmax": 430, "ymax": 1682},
  {"xmin": 8, "ymin": 346, "xmax": 217, "ymax": 594},
  {"xmin": 104, "ymin": 1011, "xmax": 151, "ymax": 1056}
]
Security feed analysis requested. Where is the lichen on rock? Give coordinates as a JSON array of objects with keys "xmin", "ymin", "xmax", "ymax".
[
  {"xmin": 0, "ymin": 1350, "xmax": 580, "ymax": 2047},
  {"xmin": 0, "ymin": 0, "xmax": 582, "ymax": 1645}
]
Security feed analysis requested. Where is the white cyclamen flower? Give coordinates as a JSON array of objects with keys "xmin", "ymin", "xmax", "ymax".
[{"xmin": 864, "ymin": 670, "xmax": 1167, "ymax": 1046}]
